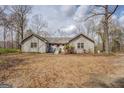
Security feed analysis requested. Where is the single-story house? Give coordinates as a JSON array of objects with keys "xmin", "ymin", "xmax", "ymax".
[{"xmin": 21, "ymin": 33, "xmax": 95, "ymax": 53}]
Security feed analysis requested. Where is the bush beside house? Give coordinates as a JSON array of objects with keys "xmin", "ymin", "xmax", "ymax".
[{"xmin": 64, "ymin": 45, "xmax": 74, "ymax": 54}]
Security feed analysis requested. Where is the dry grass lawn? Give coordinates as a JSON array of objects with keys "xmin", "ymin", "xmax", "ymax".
[{"xmin": 0, "ymin": 53, "xmax": 124, "ymax": 88}]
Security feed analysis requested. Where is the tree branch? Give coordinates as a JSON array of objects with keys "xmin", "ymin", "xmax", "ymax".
[
  {"xmin": 84, "ymin": 13, "xmax": 105, "ymax": 21},
  {"xmin": 95, "ymin": 5, "xmax": 106, "ymax": 9},
  {"xmin": 107, "ymin": 5, "xmax": 118, "ymax": 19}
]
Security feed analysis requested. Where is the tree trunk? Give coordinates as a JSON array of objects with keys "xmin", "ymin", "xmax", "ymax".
[
  {"xmin": 102, "ymin": 40, "xmax": 105, "ymax": 52},
  {"xmin": 11, "ymin": 30, "xmax": 13, "ymax": 48},
  {"xmin": 3, "ymin": 27, "xmax": 6, "ymax": 48},
  {"xmin": 104, "ymin": 5, "xmax": 110, "ymax": 54},
  {"xmin": 16, "ymin": 31, "xmax": 20, "ymax": 49},
  {"xmin": 20, "ymin": 26, "xmax": 24, "ymax": 50}
]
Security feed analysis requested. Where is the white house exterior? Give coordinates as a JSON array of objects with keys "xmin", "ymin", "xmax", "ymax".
[
  {"xmin": 68, "ymin": 34, "xmax": 94, "ymax": 53},
  {"xmin": 21, "ymin": 34, "xmax": 48, "ymax": 53},
  {"xmin": 21, "ymin": 33, "xmax": 95, "ymax": 53}
]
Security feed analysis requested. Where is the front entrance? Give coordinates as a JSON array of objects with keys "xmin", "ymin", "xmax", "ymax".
[
  {"xmin": 47, "ymin": 44, "xmax": 65, "ymax": 54},
  {"xmin": 47, "ymin": 44, "xmax": 55, "ymax": 53}
]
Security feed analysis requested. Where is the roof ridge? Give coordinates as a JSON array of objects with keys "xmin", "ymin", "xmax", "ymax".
[
  {"xmin": 22, "ymin": 33, "xmax": 94, "ymax": 44},
  {"xmin": 68, "ymin": 33, "xmax": 94, "ymax": 43}
]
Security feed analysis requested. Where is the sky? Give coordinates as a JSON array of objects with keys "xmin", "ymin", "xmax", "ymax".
[
  {"xmin": 29, "ymin": 5, "xmax": 81, "ymax": 36},
  {"xmin": 28, "ymin": 5, "xmax": 124, "ymax": 37},
  {"xmin": 1, "ymin": 5, "xmax": 124, "ymax": 40}
]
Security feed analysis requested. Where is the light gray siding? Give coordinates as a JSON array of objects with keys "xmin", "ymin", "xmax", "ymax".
[
  {"xmin": 21, "ymin": 34, "xmax": 95, "ymax": 54},
  {"xmin": 21, "ymin": 36, "xmax": 47, "ymax": 53},
  {"xmin": 69, "ymin": 35, "xmax": 94, "ymax": 53}
]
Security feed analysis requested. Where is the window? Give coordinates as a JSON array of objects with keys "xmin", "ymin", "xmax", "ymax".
[
  {"xmin": 31, "ymin": 42, "xmax": 37, "ymax": 48},
  {"xmin": 77, "ymin": 43, "xmax": 84, "ymax": 48},
  {"xmin": 81, "ymin": 43, "xmax": 84, "ymax": 48},
  {"xmin": 77, "ymin": 43, "xmax": 80, "ymax": 48}
]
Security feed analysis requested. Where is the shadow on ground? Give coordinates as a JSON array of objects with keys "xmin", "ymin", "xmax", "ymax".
[
  {"xmin": 0, "ymin": 57, "xmax": 27, "ymax": 86},
  {"xmin": 0, "ymin": 83, "xmax": 13, "ymax": 88},
  {"xmin": 112, "ymin": 77, "xmax": 124, "ymax": 88},
  {"xmin": 86, "ymin": 76, "xmax": 124, "ymax": 88},
  {"xmin": 0, "ymin": 58, "xmax": 26, "ymax": 70}
]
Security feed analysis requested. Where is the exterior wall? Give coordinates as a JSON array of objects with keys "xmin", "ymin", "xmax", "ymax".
[
  {"xmin": 21, "ymin": 36, "xmax": 47, "ymax": 53},
  {"xmin": 69, "ymin": 35, "xmax": 94, "ymax": 53},
  {"xmin": 21, "ymin": 34, "xmax": 94, "ymax": 54}
]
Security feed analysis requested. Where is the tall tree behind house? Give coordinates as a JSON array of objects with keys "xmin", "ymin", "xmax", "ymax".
[
  {"xmin": 10, "ymin": 5, "xmax": 32, "ymax": 49},
  {"xmin": 0, "ymin": 6, "xmax": 8, "ymax": 48},
  {"xmin": 31, "ymin": 14, "xmax": 49, "ymax": 37},
  {"xmin": 85, "ymin": 5, "xmax": 118, "ymax": 54}
]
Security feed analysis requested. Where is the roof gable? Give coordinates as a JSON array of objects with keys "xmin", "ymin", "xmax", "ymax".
[
  {"xmin": 21, "ymin": 33, "xmax": 94, "ymax": 44},
  {"xmin": 21, "ymin": 34, "xmax": 48, "ymax": 44},
  {"xmin": 68, "ymin": 34, "xmax": 94, "ymax": 43}
]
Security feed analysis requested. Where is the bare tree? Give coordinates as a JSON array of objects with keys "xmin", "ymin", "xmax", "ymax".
[
  {"xmin": 85, "ymin": 5, "xmax": 118, "ymax": 54},
  {"xmin": 0, "ymin": 6, "xmax": 8, "ymax": 48},
  {"xmin": 96, "ymin": 19, "xmax": 106, "ymax": 52},
  {"xmin": 31, "ymin": 14, "xmax": 48, "ymax": 37},
  {"xmin": 108, "ymin": 18, "xmax": 123, "ymax": 52},
  {"xmin": 24, "ymin": 29, "xmax": 33, "ymax": 38},
  {"xmin": 10, "ymin": 5, "xmax": 32, "ymax": 49},
  {"xmin": 1, "ymin": 15, "xmax": 15, "ymax": 48},
  {"xmin": 6, "ymin": 15, "xmax": 17, "ymax": 48},
  {"xmin": 84, "ymin": 19, "xmax": 96, "ymax": 40}
]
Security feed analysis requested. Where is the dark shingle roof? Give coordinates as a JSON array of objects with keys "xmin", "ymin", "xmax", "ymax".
[
  {"xmin": 21, "ymin": 33, "xmax": 94, "ymax": 44},
  {"xmin": 21, "ymin": 33, "xmax": 48, "ymax": 44},
  {"xmin": 68, "ymin": 33, "xmax": 95, "ymax": 43},
  {"xmin": 45, "ymin": 37, "xmax": 72, "ymax": 44}
]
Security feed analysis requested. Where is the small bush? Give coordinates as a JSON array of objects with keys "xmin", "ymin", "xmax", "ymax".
[
  {"xmin": 0, "ymin": 48, "xmax": 20, "ymax": 54},
  {"xmin": 64, "ymin": 45, "xmax": 74, "ymax": 54}
]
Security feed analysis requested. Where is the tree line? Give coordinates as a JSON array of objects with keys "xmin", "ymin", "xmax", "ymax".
[
  {"xmin": 84, "ymin": 5, "xmax": 124, "ymax": 54},
  {"xmin": 0, "ymin": 5, "xmax": 49, "ymax": 49},
  {"xmin": 0, "ymin": 5, "xmax": 123, "ymax": 54}
]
